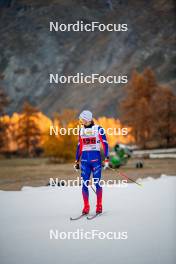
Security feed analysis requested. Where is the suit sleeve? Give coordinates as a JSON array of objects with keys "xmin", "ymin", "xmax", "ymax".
[
  {"xmin": 98, "ymin": 126, "xmax": 109, "ymax": 158},
  {"xmin": 75, "ymin": 133, "xmax": 83, "ymax": 161}
]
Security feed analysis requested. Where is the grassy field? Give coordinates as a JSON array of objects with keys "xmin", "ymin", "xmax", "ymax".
[{"xmin": 0, "ymin": 158, "xmax": 176, "ymax": 190}]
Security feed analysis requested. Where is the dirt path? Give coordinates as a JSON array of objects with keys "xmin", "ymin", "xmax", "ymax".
[{"xmin": 0, "ymin": 158, "xmax": 175, "ymax": 190}]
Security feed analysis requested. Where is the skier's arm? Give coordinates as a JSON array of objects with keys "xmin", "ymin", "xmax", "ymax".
[
  {"xmin": 98, "ymin": 126, "xmax": 109, "ymax": 158},
  {"xmin": 75, "ymin": 134, "xmax": 83, "ymax": 162},
  {"xmin": 74, "ymin": 134, "xmax": 82, "ymax": 170}
]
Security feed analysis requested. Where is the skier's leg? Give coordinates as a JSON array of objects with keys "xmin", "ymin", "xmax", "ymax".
[
  {"xmin": 92, "ymin": 161, "xmax": 103, "ymax": 213},
  {"xmin": 81, "ymin": 161, "xmax": 91, "ymax": 214}
]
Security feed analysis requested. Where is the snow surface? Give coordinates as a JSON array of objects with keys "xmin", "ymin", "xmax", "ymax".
[{"xmin": 0, "ymin": 176, "xmax": 176, "ymax": 264}]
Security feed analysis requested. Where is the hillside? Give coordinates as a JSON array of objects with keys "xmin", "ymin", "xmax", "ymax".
[{"xmin": 0, "ymin": 0, "xmax": 175, "ymax": 117}]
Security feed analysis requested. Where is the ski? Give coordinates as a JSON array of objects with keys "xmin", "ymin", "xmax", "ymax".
[
  {"xmin": 70, "ymin": 213, "xmax": 87, "ymax": 221},
  {"xmin": 87, "ymin": 212, "xmax": 102, "ymax": 220}
]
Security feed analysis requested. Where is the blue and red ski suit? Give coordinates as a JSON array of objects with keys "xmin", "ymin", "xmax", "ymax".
[{"xmin": 76, "ymin": 123, "xmax": 109, "ymax": 211}]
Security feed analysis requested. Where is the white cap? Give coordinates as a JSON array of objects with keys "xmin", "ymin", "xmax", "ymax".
[{"xmin": 79, "ymin": 110, "xmax": 93, "ymax": 122}]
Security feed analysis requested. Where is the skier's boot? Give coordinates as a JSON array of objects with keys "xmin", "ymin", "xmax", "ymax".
[
  {"xmin": 82, "ymin": 189, "xmax": 90, "ymax": 214},
  {"xmin": 96, "ymin": 204, "xmax": 102, "ymax": 214},
  {"xmin": 82, "ymin": 204, "xmax": 90, "ymax": 215},
  {"xmin": 96, "ymin": 188, "xmax": 102, "ymax": 213}
]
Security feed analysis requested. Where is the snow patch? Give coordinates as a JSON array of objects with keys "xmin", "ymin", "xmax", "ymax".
[{"xmin": 0, "ymin": 176, "xmax": 175, "ymax": 264}]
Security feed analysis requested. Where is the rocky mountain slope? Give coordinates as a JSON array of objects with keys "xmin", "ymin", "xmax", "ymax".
[{"xmin": 0, "ymin": 0, "xmax": 175, "ymax": 117}]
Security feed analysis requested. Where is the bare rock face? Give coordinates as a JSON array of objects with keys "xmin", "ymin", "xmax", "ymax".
[{"xmin": 0, "ymin": 0, "xmax": 175, "ymax": 117}]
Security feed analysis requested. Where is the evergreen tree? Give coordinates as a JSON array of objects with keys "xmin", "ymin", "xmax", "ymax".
[
  {"xmin": 16, "ymin": 102, "xmax": 41, "ymax": 157},
  {"xmin": 120, "ymin": 68, "xmax": 176, "ymax": 148},
  {"xmin": 120, "ymin": 68, "xmax": 158, "ymax": 148},
  {"xmin": 151, "ymin": 86, "xmax": 176, "ymax": 147}
]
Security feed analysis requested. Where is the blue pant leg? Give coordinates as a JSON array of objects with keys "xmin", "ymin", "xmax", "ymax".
[
  {"xmin": 81, "ymin": 161, "xmax": 91, "ymax": 206},
  {"xmin": 91, "ymin": 160, "xmax": 102, "ymax": 206}
]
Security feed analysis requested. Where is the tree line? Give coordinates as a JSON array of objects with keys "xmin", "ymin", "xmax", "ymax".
[
  {"xmin": 0, "ymin": 68, "xmax": 176, "ymax": 160},
  {"xmin": 120, "ymin": 68, "xmax": 176, "ymax": 148}
]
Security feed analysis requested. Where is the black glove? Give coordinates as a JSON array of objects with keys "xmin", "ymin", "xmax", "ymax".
[{"xmin": 74, "ymin": 161, "xmax": 80, "ymax": 171}]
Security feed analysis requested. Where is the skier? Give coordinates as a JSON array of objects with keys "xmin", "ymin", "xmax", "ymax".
[{"xmin": 74, "ymin": 110, "xmax": 109, "ymax": 215}]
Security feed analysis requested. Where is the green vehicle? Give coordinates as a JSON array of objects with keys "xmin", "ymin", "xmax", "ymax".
[{"xmin": 110, "ymin": 144, "xmax": 132, "ymax": 168}]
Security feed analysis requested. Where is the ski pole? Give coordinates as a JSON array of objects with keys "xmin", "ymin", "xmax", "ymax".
[
  {"xmin": 90, "ymin": 185, "xmax": 96, "ymax": 194},
  {"xmin": 118, "ymin": 170, "xmax": 143, "ymax": 187},
  {"xmin": 104, "ymin": 166, "xmax": 143, "ymax": 187}
]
